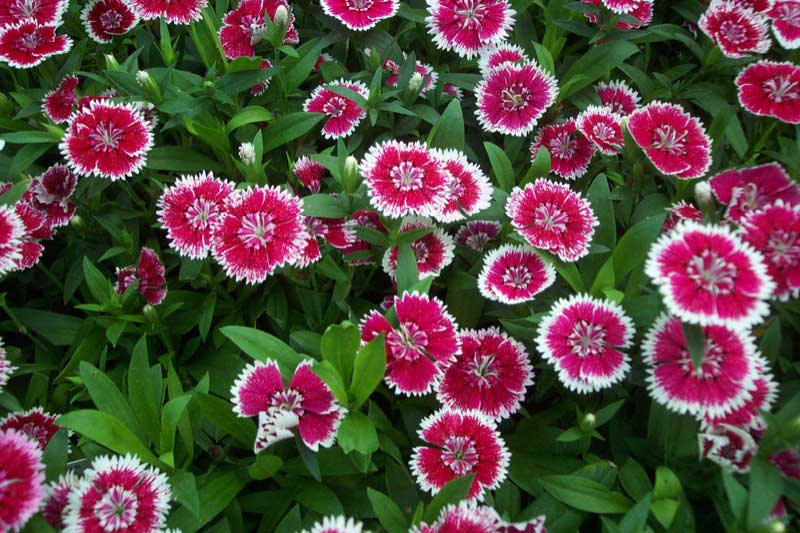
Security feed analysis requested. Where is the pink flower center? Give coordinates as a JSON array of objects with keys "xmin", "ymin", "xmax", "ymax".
[
  {"xmin": 345, "ymin": 0, "xmax": 374, "ymax": 11},
  {"xmin": 567, "ymin": 319, "xmax": 607, "ymax": 357},
  {"xmin": 651, "ymin": 124, "xmax": 687, "ymax": 155},
  {"xmin": 763, "ymin": 75, "xmax": 800, "ymax": 103},
  {"xmin": 441, "ymin": 435, "xmax": 479, "ymax": 475},
  {"xmin": 89, "ymin": 121, "xmax": 125, "ymax": 151},
  {"xmin": 238, "ymin": 212, "xmax": 276, "ymax": 249},
  {"xmin": 592, "ymin": 121, "xmax": 618, "ymax": 143},
  {"xmin": 533, "ymin": 203, "xmax": 569, "ymax": 233},
  {"xmin": 502, "ymin": 264, "xmax": 532, "ymax": 289},
  {"xmin": 389, "ymin": 161, "xmax": 425, "ymax": 191},
  {"xmin": 387, "ymin": 322, "xmax": 428, "ymax": 362},
  {"xmin": 411, "ymin": 240, "xmax": 430, "ymax": 265},
  {"xmin": 465, "ymin": 232, "xmax": 491, "ymax": 250},
  {"xmin": 271, "ymin": 389, "xmax": 304, "ymax": 418},
  {"xmin": 322, "ymin": 95, "xmax": 348, "ymax": 118},
  {"xmin": 547, "ymin": 131, "xmax": 577, "ymax": 158},
  {"xmin": 454, "ymin": 0, "xmax": 488, "ymax": 28},
  {"xmin": 767, "ymin": 229, "xmax": 800, "ymax": 267},
  {"xmin": 679, "ymin": 339, "xmax": 725, "ymax": 378},
  {"xmin": 100, "ymin": 10, "xmax": 124, "ymax": 31},
  {"xmin": 718, "ymin": 19, "xmax": 748, "ymax": 44},
  {"xmin": 686, "ymin": 249, "xmax": 737, "ymax": 295},
  {"xmin": 464, "ymin": 353, "xmax": 501, "ymax": 388},
  {"xmin": 777, "ymin": 4, "xmax": 800, "ymax": 26},
  {"xmin": 499, "ymin": 84, "xmax": 531, "ymax": 112},
  {"xmin": 186, "ymin": 197, "xmax": 216, "ymax": 230},
  {"xmin": 10, "ymin": 0, "xmax": 40, "ymax": 18},
  {"xmin": 94, "ymin": 486, "xmax": 139, "ymax": 531},
  {"xmin": 17, "ymin": 31, "xmax": 42, "ymax": 50}
]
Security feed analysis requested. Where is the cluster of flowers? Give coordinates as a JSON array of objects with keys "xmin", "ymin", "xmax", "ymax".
[
  {"xmin": 581, "ymin": 0, "xmax": 655, "ymax": 29},
  {"xmin": 0, "ymin": 0, "xmax": 71, "ymax": 68}
]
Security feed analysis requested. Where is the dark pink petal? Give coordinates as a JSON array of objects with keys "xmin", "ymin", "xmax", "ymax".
[{"xmin": 231, "ymin": 361, "xmax": 285, "ymax": 417}]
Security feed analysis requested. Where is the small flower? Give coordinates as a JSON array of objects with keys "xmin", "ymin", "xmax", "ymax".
[
  {"xmin": 597, "ymin": 79, "xmax": 641, "ymax": 115},
  {"xmin": 43, "ymin": 75, "xmax": 79, "ymax": 123},
  {"xmin": 382, "ymin": 216, "xmax": 455, "ymax": 280},
  {"xmin": 211, "ymin": 185, "xmax": 307, "ymax": 284},
  {"xmin": 426, "ymin": 0, "xmax": 515, "ymax": 58},
  {"xmin": 411, "ymin": 409, "xmax": 509, "ymax": 501},
  {"xmin": 292, "ymin": 216, "xmax": 327, "ymax": 268},
  {"xmin": 362, "ymin": 140, "xmax": 452, "ymax": 219},
  {"xmin": 115, "ymin": 247, "xmax": 168, "ymax": 305},
  {"xmin": 431, "ymin": 148, "xmax": 492, "ymax": 223},
  {"xmin": 218, "ymin": 0, "xmax": 298, "ymax": 59},
  {"xmin": 294, "ymin": 156, "xmax": 326, "ymax": 193},
  {"xmin": 735, "ymin": 60, "xmax": 800, "ymax": 124},
  {"xmin": 320, "ymin": 0, "xmax": 398, "ymax": 31},
  {"xmin": 643, "ymin": 314, "xmax": 760, "ymax": 417},
  {"xmin": 709, "ymin": 163, "xmax": 800, "ymax": 222},
  {"xmin": 23, "ymin": 164, "xmax": 78, "ymax": 229},
  {"xmin": 238, "ymin": 142, "xmax": 256, "ymax": 165},
  {"xmin": 251, "ymin": 58, "xmax": 273, "ymax": 95},
  {"xmin": 0, "ymin": 407, "xmax": 62, "ymax": 450},
  {"xmin": 477, "ymin": 42, "xmax": 529, "ymax": 75},
  {"xmin": 130, "ymin": 0, "xmax": 207, "ymax": 24},
  {"xmin": 699, "ymin": 1, "xmax": 771, "ymax": 58},
  {"xmin": 532, "ymin": 120, "xmax": 597, "ymax": 179},
  {"xmin": 662, "ymin": 200, "xmax": 704, "ymax": 233},
  {"xmin": 360, "ymin": 292, "xmax": 459, "ymax": 396},
  {"xmin": 303, "ymin": 79, "xmax": 369, "ymax": 139},
  {"xmin": 81, "ymin": 0, "xmax": 139, "ymax": 44},
  {"xmin": 60, "ymin": 100, "xmax": 154, "ymax": 180},
  {"xmin": 158, "ymin": 172, "xmax": 235, "ymax": 259},
  {"xmin": 506, "ymin": 179, "xmax": 598, "ymax": 262},
  {"xmin": 438, "ymin": 327, "xmax": 533, "ymax": 420},
  {"xmin": 43, "ymin": 471, "xmax": 81, "ymax": 529},
  {"xmin": 536, "ymin": 294, "xmax": 634, "ymax": 394},
  {"xmin": 477, "ymin": 244, "xmax": 555, "ymax": 304},
  {"xmin": 0, "ymin": 429, "xmax": 46, "ymax": 532},
  {"xmin": 0, "ymin": 204, "xmax": 25, "ymax": 275},
  {"xmin": 455, "ymin": 220, "xmax": 502, "ymax": 251},
  {"xmin": 576, "ymin": 105, "xmax": 625, "ymax": 155},
  {"xmin": 699, "ymin": 423, "xmax": 758, "ymax": 473},
  {"xmin": 443, "ymin": 83, "xmax": 463, "ymax": 99},
  {"xmin": 645, "ymin": 221, "xmax": 774, "ymax": 328},
  {"xmin": 769, "ymin": 1, "xmax": 800, "ymax": 49},
  {"xmin": 770, "ymin": 448, "xmax": 800, "ymax": 480},
  {"xmin": 0, "ymin": 19, "xmax": 72, "ymax": 69},
  {"xmin": 626, "ymin": 101, "xmax": 712, "ymax": 179},
  {"xmin": 231, "ymin": 360, "xmax": 346, "ymax": 452},
  {"xmin": 63, "ymin": 454, "xmax": 172, "ymax": 533},
  {"xmin": 0, "ymin": 340, "xmax": 15, "ymax": 393},
  {"xmin": 0, "ymin": 0, "xmax": 68, "ymax": 26},
  {"xmin": 301, "ymin": 515, "xmax": 366, "ymax": 533},
  {"xmin": 695, "ymin": 180, "xmax": 714, "ymax": 207},
  {"xmin": 475, "ymin": 61, "xmax": 558, "ymax": 136}
]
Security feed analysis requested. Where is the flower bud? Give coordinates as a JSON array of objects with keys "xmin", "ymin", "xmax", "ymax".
[
  {"xmin": 694, "ymin": 180, "xmax": 713, "ymax": 207},
  {"xmin": 143, "ymin": 304, "xmax": 158, "ymax": 324},
  {"xmin": 136, "ymin": 71, "xmax": 163, "ymax": 104},
  {"xmin": 343, "ymin": 155, "xmax": 360, "ymax": 193},
  {"xmin": 239, "ymin": 142, "xmax": 256, "ymax": 165},
  {"xmin": 408, "ymin": 72, "xmax": 424, "ymax": 93},
  {"xmin": 767, "ymin": 522, "xmax": 786, "ymax": 533},
  {"xmin": 579, "ymin": 413, "xmax": 596, "ymax": 432},
  {"xmin": 104, "ymin": 54, "xmax": 121, "ymax": 71},
  {"xmin": 273, "ymin": 5, "xmax": 289, "ymax": 28}
]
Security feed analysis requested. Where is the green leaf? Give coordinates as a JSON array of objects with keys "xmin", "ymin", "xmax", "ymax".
[
  {"xmin": 128, "ymin": 336, "xmax": 161, "ymax": 446},
  {"xmin": 79, "ymin": 361, "xmax": 143, "ymax": 441},
  {"xmin": 220, "ymin": 325, "xmax": 307, "ymax": 373},
  {"xmin": 610, "ymin": 214, "xmax": 666, "ymax": 282},
  {"xmin": 747, "ymin": 456, "xmax": 782, "ymax": 528},
  {"xmin": 8, "ymin": 308, "xmax": 81, "ymax": 345},
  {"xmin": 560, "ymin": 41, "xmax": 640, "ymax": 99},
  {"xmin": 525, "ymin": 145, "xmax": 551, "ymax": 183},
  {"xmin": 296, "ymin": 435, "xmax": 322, "ymax": 481},
  {"xmin": 147, "ymin": 147, "xmax": 224, "ymax": 173},
  {"xmin": 248, "ymin": 454, "xmax": 283, "ymax": 480},
  {"xmin": 484, "ymin": 141, "xmax": 514, "ymax": 191},
  {"xmin": 619, "ymin": 494, "xmax": 652, "ymax": 533},
  {"xmin": 320, "ymin": 322, "xmax": 360, "ymax": 385},
  {"xmin": 337, "ymin": 412, "xmax": 379, "ymax": 454},
  {"xmin": 540, "ymin": 475, "xmax": 633, "ymax": 514},
  {"xmin": 681, "ymin": 322, "xmax": 705, "ymax": 372},
  {"xmin": 42, "ymin": 428, "xmax": 70, "ymax": 482},
  {"xmin": 721, "ymin": 470, "xmax": 747, "ymax": 523},
  {"xmin": 396, "ymin": 243, "xmax": 419, "ymax": 294},
  {"xmin": 349, "ymin": 334, "xmax": 386, "ymax": 410},
  {"xmin": 57, "ymin": 409, "xmax": 159, "ymax": 465},
  {"xmin": 367, "ymin": 488, "xmax": 407, "ymax": 533},
  {"xmin": 429, "ymin": 100, "xmax": 464, "ymax": 150},
  {"xmin": 533, "ymin": 42, "xmax": 555, "ymax": 74},
  {"xmin": 423, "ymin": 475, "xmax": 475, "ymax": 523},
  {"xmin": 262, "ymin": 112, "xmax": 322, "ymax": 153},
  {"xmin": 167, "ymin": 470, "xmax": 248, "ymax": 531},
  {"xmin": 159, "ymin": 394, "xmax": 192, "ymax": 457},
  {"xmin": 83, "ymin": 257, "xmax": 115, "ymax": 304},
  {"xmin": 620, "ymin": 458, "xmax": 652, "ymax": 501},
  {"xmin": 653, "ymin": 466, "xmax": 682, "ymax": 500},
  {"xmin": 302, "ymin": 194, "xmax": 350, "ymax": 218},
  {"xmin": 191, "ymin": 392, "xmax": 255, "ymax": 448},
  {"xmin": 226, "ymin": 106, "xmax": 273, "ymax": 132},
  {"xmin": 594, "ymin": 399, "xmax": 625, "ymax": 427},
  {"xmin": 0, "ymin": 180, "xmax": 30, "ymax": 206}
]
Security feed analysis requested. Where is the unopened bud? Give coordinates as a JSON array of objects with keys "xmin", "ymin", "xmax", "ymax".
[
  {"xmin": 408, "ymin": 72, "xmax": 424, "ymax": 92},
  {"xmin": 579, "ymin": 413, "xmax": 596, "ymax": 432},
  {"xmin": 694, "ymin": 180, "xmax": 713, "ymax": 207},
  {"xmin": 105, "ymin": 54, "xmax": 121, "ymax": 71},
  {"xmin": 273, "ymin": 5, "xmax": 289, "ymax": 28},
  {"xmin": 136, "ymin": 70, "xmax": 151, "ymax": 86},
  {"xmin": 343, "ymin": 155, "xmax": 360, "ymax": 193},
  {"xmin": 239, "ymin": 142, "xmax": 256, "ymax": 165},
  {"xmin": 143, "ymin": 304, "xmax": 158, "ymax": 323},
  {"xmin": 136, "ymin": 71, "xmax": 162, "ymax": 104},
  {"xmin": 69, "ymin": 214, "xmax": 84, "ymax": 228},
  {"xmin": 767, "ymin": 521, "xmax": 786, "ymax": 533}
]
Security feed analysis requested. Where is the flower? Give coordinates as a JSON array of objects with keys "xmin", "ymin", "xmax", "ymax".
[
  {"xmin": 475, "ymin": 61, "xmax": 558, "ymax": 136},
  {"xmin": 663, "ymin": 200, "xmax": 704, "ymax": 233},
  {"xmin": 360, "ymin": 292, "xmax": 459, "ymax": 396},
  {"xmin": 115, "ymin": 247, "xmax": 168, "ymax": 305},
  {"xmin": 740, "ymin": 200, "xmax": 800, "ymax": 301},
  {"xmin": 477, "ymin": 244, "xmax": 555, "ymax": 304},
  {"xmin": 770, "ymin": 1, "xmax": 800, "ymax": 49},
  {"xmin": 477, "ymin": 42, "xmax": 529, "ymax": 75},
  {"xmin": 411, "ymin": 409, "xmax": 509, "ymax": 501},
  {"xmin": 597, "ymin": 79, "xmax": 641, "ymax": 115},
  {"xmin": 0, "ymin": 429, "xmax": 45, "ymax": 531},
  {"xmin": 23, "ymin": 164, "xmax": 78, "ymax": 229},
  {"xmin": 699, "ymin": 423, "xmax": 758, "ymax": 473},
  {"xmin": 602, "ymin": 0, "xmax": 647, "ymax": 13},
  {"xmin": 732, "ymin": 0, "xmax": 775, "ymax": 13},
  {"xmin": 415, "ymin": 502, "xmax": 547, "ymax": 533},
  {"xmin": 251, "ymin": 59, "xmax": 273, "ymax": 95},
  {"xmin": 443, "ymin": 83, "xmax": 463, "ymax": 99},
  {"xmin": 0, "ymin": 407, "xmax": 61, "ymax": 450},
  {"xmin": 536, "ymin": 294, "xmax": 634, "ymax": 394},
  {"xmin": 0, "ymin": 204, "xmax": 25, "ymax": 275},
  {"xmin": 63, "ymin": 454, "xmax": 171, "ymax": 532},
  {"xmin": 643, "ymin": 314, "xmax": 759, "ymax": 417},
  {"xmin": 431, "ymin": 148, "xmax": 492, "ymax": 222},
  {"xmin": 294, "ymin": 156, "xmax": 326, "ymax": 193},
  {"xmin": 339, "ymin": 209, "xmax": 387, "ymax": 265},
  {"xmin": 615, "ymin": 0, "xmax": 653, "ymax": 28},
  {"xmin": 81, "ymin": 0, "xmax": 139, "ymax": 43},
  {"xmin": 0, "ymin": 19, "xmax": 71, "ymax": 69},
  {"xmin": 230, "ymin": 360, "xmax": 346, "ymax": 452},
  {"xmin": 426, "ymin": 0, "xmax": 515, "ymax": 58},
  {"xmin": 770, "ymin": 448, "xmax": 800, "ymax": 479},
  {"xmin": 158, "ymin": 172, "xmax": 235, "ymax": 259},
  {"xmin": 239, "ymin": 141, "xmax": 256, "ymax": 165},
  {"xmin": 385, "ymin": 58, "xmax": 439, "ymax": 95},
  {"xmin": 43, "ymin": 471, "xmax": 81, "ymax": 529},
  {"xmin": 645, "ymin": 221, "xmax": 774, "ymax": 328},
  {"xmin": 699, "ymin": 1, "xmax": 771, "ymax": 58},
  {"xmin": 438, "ymin": 327, "xmax": 533, "ymax": 420},
  {"xmin": 702, "ymin": 361, "xmax": 777, "ymax": 434},
  {"xmin": 382, "ymin": 216, "xmax": 455, "ymax": 280},
  {"xmin": 60, "ymin": 100, "xmax": 154, "ymax": 180},
  {"xmin": 211, "ymin": 185, "xmax": 307, "ymax": 284},
  {"xmin": 506, "ymin": 179, "xmax": 598, "ymax": 262},
  {"xmin": 43, "ymin": 75, "xmax": 79, "ymax": 123},
  {"xmin": 362, "ymin": 140, "xmax": 451, "ymax": 218},
  {"xmin": 0, "ymin": 0, "xmax": 68, "ymax": 25},
  {"xmin": 576, "ymin": 105, "xmax": 625, "ymax": 155},
  {"xmin": 294, "ymin": 216, "xmax": 326, "ymax": 267},
  {"xmin": 301, "ymin": 515, "xmax": 366, "ymax": 533},
  {"xmin": 0, "ymin": 340, "xmax": 15, "ymax": 392},
  {"xmin": 531, "ymin": 120, "xmax": 596, "ymax": 179},
  {"xmin": 218, "ymin": 0, "xmax": 298, "ymax": 59},
  {"xmin": 303, "ymin": 79, "xmax": 369, "ymax": 139},
  {"xmin": 709, "ymin": 163, "xmax": 800, "ymax": 223},
  {"xmin": 626, "ymin": 101, "xmax": 712, "ymax": 179},
  {"xmin": 455, "ymin": 220, "xmax": 502, "ymax": 251},
  {"xmin": 13, "ymin": 202, "xmax": 49, "ymax": 271},
  {"xmin": 130, "ymin": 0, "xmax": 207, "ymax": 24},
  {"xmin": 320, "ymin": 0, "xmax": 398, "ymax": 31},
  {"xmin": 735, "ymin": 60, "xmax": 800, "ymax": 124}
]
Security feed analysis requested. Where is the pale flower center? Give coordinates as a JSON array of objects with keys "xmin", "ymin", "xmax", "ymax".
[
  {"xmin": 238, "ymin": 212, "xmax": 276, "ymax": 249},
  {"xmin": 465, "ymin": 232, "xmax": 491, "ymax": 251},
  {"xmin": 345, "ymin": 0, "xmax": 374, "ymax": 11},
  {"xmin": 592, "ymin": 122, "xmax": 617, "ymax": 142},
  {"xmin": 500, "ymin": 84, "xmax": 531, "ymax": 112},
  {"xmin": 89, "ymin": 121, "xmax": 125, "ymax": 151},
  {"xmin": 271, "ymin": 389, "xmax": 304, "ymax": 419},
  {"xmin": 651, "ymin": 124, "xmax": 687, "ymax": 155},
  {"xmin": 778, "ymin": 4, "xmax": 800, "ymax": 26},
  {"xmin": 94, "ymin": 486, "xmax": 138, "ymax": 531},
  {"xmin": 387, "ymin": 322, "xmax": 428, "ymax": 362},
  {"xmin": 464, "ymin": 353, "xmax": 500, "ymax": 388},
  {"xmin": 322, "ymin": 95, "xmax": 348, "ymax": 118},
  {"xmin": 390, "ymin": 161, "xmax": 425, "ymax": 192},
  {"xmin": 502, "ymin": 264, "xmax": 531, "ymax": 289},
  {"xmin": 533, "ymin": 203, "xmax": 569, "ymax": 233},
  {"xmin": 455, "ymin": 0, "xmax": 487, "ymax": 28},
  {"xmin": 18, "ymin": 32, "xmax": 42, "ymax": 50},
  {"xmin": 441, "ymin": 436, "xmax": 479, "ymax": 475},
  {"xmin": 547, "ymin": 131, "xmax": 577, "ymax": 158},
  {"xmin": 410, "ymin": 240, "xmax": 430, "ymax": 265},
  {"xmin": 763, "ymin": 75, "xmax": 800, "ymax": 103},
  {"xmin": 11, "ymin": 0, "xmax": 40, "ymax": 18},
  {"xmin": 718, "ymin": 20, "xmax": 747, "ymax": 44},
  {"xmin": 767, "ymin": 229, "xmax": 800, "ymax": 268},
  {"xmin": 686, "ymin": 249, "xmax": 737, "ymax": 296},
  {"xmin": 679, "ymin": 339, "xmax": 725, "ymax": 378},
  {"xmin": 100, "ymin": 10, "xmax": 124, "ymax": 31},
  {"xmin": 567, "ymin": 320, "xmax": 607, "ymax": 358},
  {"xmin": 186, "ymin": 198, "xmax": 215, "ymax": 230}
]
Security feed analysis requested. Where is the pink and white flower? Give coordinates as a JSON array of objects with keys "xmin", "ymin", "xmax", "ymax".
[
  {"xmin": 382, "ymin": 216, "xmax": 455, "ymax": 280},
  {"xmin": 231, "ymin": 360, "xmax": 346, "ymax": 452},
  {"xmin": 293, "ymin": 216, "xmax": 326, "ymax": 267},
  {"xmin": 218, "ymin": 0, "xmax": 298, "ymax": 59},
  {"xmin": 643, "ymin": 314, "xmax": 759, "ymax": 417},
  {"xmin": 426, "ymin": 0, "xmax": 515, "ymax": 58},
  {"xmin": 532, "ymin": 120, "xmax": 597, "ymax": 179},
  {"xmin": 361, "ymin": 140, "xmax": 451, "ymax": 219},
  {"xmin": 769, "ymin": 1, "xmax": 800, "ymax": 49},
  {"xmin": 626, "ymin": 102, "xmax": 712, "ymax": 179},
  {"xmin": 477, "ymin": 42, "xmax": 529, "ymax": 75},
  {"xmin": 415, "ymin": 502, "xmax": 547, "ymax": 533},
  {"xmin": 432, "ymin": 148, "xmax": 492, "ymax": 222},
  {"xmin": 645, "ymin": 221, "xmax": 774, "ymax": 328},
  {"xmin": 506, "ymin": 179, "xmax": 598, "ymax": 262},
  {"xmin": 663, "ymin": 200, "xmax": 704, "ymax": 233},
  {"xmin": 0, "ymin": 204, "xmax": 25, "ymax": 275},
  {"xmin": 536, "ymin": 294, "xmax": 634, "ymax": 393},
  {"xmin": 732, "ymin": 0, "xmax": 775, "ymax": 13},
  {"xmin": 411, "ymin": 409, "xmax": 509, "ymax": 501},
  {"xmin": 475, "ymin": 61, "xmax": 558, "ymax": 136},
  {"xmin": 303, "ymin": 79, "xmax": 369, "ymax": 139},
  {"xmin": 455, "ymin": 220, "xmax": 502, "ymax": 251},
  {"xmin": 735, "ymin": 60, "xmax": 800, "ymax": 124},
  {"xmin": 302, "ymin": 516, "xmax": 366, "ymax": 533},
  {"xmin": 157, "ymin": 172, "xmax": 235, "ymax": 259},
  {"xmin": 770, "ymin": 447, "xmax": 800, "ymax": 479},
  {"xmin": 477, "ymin": 244, "xmax": 555, "ymax": 304},
  {"xmin": 43, "ymin": 471, "xmax": 81, "ymax": 529},
  {"xmin": 0, "ymin": 0, "xmax": 68, "ymax": 26},
  {"xmin": 294, "ymin": 156, "xmax": 326, "ymax": 193},
  {"xmin": 130, "ymin": 0, "xmax": 207, "ymax": 24},
  {"xmin": 0, "ymin": 19, "xmax": 71, "ymax": 69},
  {"xmin": 43, "ymin": 75, "xmax": 79, "ymax": 124},
  {"xmin": 320, "ymin": 0, "xmax": 398, "ymax": 31},
  {"xmin": 251, "ymin": 59, "xmax": 273, "ymax": 96},
  {"xmin": 699, "ymin": 423, "xmax": 759, "ymax": 473},
  {"xmin": 63, "ymin": 454, "xmax": 171, "ymax": 533},
  {"xmin": 576, "ymin": 105, "xmax": 625, "ymax": 155},
  {"xmin": 82, "ymin": 0, "xmax": 139, "ymax": 43},
  {"xmin": 597, "ymin": 79, "xmax": 641, "ymax": 115},
  {"xmin": 0, "ymin": 407, "xmax": 61, "ymax": 450},
  {"xmin": 12, "ymin": 202, "xmax": 48, "ymax": 271},
  {"xmin": 709, "ymin": 163, "xmax": 800, "ymax": 223},
  {"xmin": 115, "ymin": 247, "xmax": 168, "ymax": 305},
  {"xmin": 699, "ymin": 1, "xmax": 771, "ymax": 58},
  {"xmin": 0, "ymin": 429, "xmax": 45, "ymax": 531},
  {"xmin": 211, "ymin": 185, "xmax": 307, "ymax": 284},
  {"xmin": 340, "ymin": 209, "xmax": 387, "ymax": 265},
  {"xmin": 360, "ymin": 292, "xmax": 459, "ymax": 396},
  {"xmin": 385, "ymin": 59, "xmax": 439, "ymax": 95},
  {"xmin": 583, "ymin": 0, "xmax": 653, "ymax": 29},
  {"xmin": 23, "ymin": 164, "xmax": 78, "ymax": 229},
  {"xmin": 602, "ymin": 0, "xmax": 646, "ymax": 13},
  {"xmin": 438, "ymin": 327, "xmax": 533, "ymax": 420},
  {"xmin": 0, "ymin": 340, "xmax": 15, "ymax": 392},
  {"xmin": 702, "ymin": 361, "xmax": 777, "ymax": 434}
]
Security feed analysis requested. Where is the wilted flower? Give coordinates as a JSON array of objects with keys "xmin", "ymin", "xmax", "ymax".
[
  {"xmin": 294, "ymin": 156, "xmax": 326, "ymax": 193},
  {"xmin": 736, "ymin": 60, "xmax": 800, "ymax": 124},
  {"xmin": 320, "ymin": 0, "xmax": 398, "ymax": 31},
  {"xmin": 115, "ymin": 247, "xmax": 168, "ymax": 305},
  {"xmin": 699, "ymin": 423, "xmax": 759, "ymax": 473},
  {"xmin": 477, "ymin": 244, "xmax": 555, "ymax": 304},
  {"xmin": 81, "ymin": 0, "xmax": 139, "ymax": 43},
  {"xmin": 23, "ymin": 164, "xmax": 78, "ymax": 229},
  {"xmin": 531, "ymin": 120, "xmax": 597, "ymax": 179},
  {"xmin": 0, "ymin": 429, "xmax": 46, "ymax": 531},
  {"xmin": 663, "ymin": 200, "xmax": 704, "ymax": 233},
  {"xmin": 426, "ymin": 0, "xmax": 515, "ymax": 58}
]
